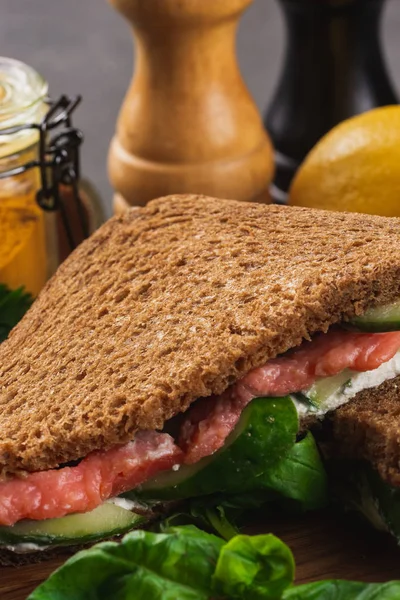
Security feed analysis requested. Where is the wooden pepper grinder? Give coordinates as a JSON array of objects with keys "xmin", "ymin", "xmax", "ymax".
[{"xmin": 108, "ymin": 0, "xmax": 274, "ymax": 213}]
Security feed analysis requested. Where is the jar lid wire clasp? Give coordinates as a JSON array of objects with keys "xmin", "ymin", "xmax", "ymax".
[{"xmin": 0, "ymin": 94, "xmax": 88, "ymax": 251}]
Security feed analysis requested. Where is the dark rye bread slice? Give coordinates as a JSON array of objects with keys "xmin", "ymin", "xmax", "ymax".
[
  {"xmin": 0, "ymin": 535, "xmax": 125, "ymax": 567},
  {"xmin": 0, "ymin": 545, "xmax": 75, "ymax": 568},
  {"xmin": 1, "ymin": 195, "xmax": 400, "ymax": 478},
  {"xmin": 325, "ymin": 376, "xmax": 400, "ymax": 487}
]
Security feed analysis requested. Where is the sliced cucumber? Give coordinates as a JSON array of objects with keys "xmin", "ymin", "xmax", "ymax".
[
  {"xmin": 131, "ymin": 396, "xmax": 299, "ymax": 502},
  {"xmin": 348, "ymin": 299, "xmax": 400, "ymax": 332},
  {"xmin": 0, "ymin": 502, "xmax": 148, "ymax": 548},
  {"xmin": 294, "ymin": 369, "xmax": 354, "ymax": 412}
]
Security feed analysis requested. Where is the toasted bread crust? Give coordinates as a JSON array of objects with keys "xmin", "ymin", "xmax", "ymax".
[
  {"xmin": 327, "ymin": 375, "xmax": 400, "ymax": 487},
  {"xmin": 1, "ymin": 195, "xmax": 400, "ymax": 477}
]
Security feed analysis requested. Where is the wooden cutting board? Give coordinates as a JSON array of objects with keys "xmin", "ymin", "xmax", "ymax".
[{"xmin": 2, "ymin": 509, "xmax": 400, "ymax": 599}]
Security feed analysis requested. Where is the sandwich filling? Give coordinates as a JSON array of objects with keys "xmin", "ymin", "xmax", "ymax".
[
  {"xmin": 181, "ymin": 329, "xmax": 400, "ymax": 464},
  {"xmin": 1, "ymin": 307, "xmax": 400, "ymax": 534}
]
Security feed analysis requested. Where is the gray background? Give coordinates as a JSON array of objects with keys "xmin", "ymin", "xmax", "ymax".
[{"xmin": 1, "ymin": 0, "xmax": 400, "ymax": 216}]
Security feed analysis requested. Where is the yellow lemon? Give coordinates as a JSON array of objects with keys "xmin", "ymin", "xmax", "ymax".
[{"xmin": 289, "ymin": 105, "xmax": 400, "ymax": 217}]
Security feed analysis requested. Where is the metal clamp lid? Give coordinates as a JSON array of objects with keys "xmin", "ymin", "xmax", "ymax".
[{"xmin": 0, "ymin": 94, "xmax": 88, "ymax": 250}]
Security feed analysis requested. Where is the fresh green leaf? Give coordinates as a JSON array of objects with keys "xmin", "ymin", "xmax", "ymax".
[
  {"xmin": 0, "ymin": 283, "xmax": 33, "ymax": 342},
  {"xmin": 27, "ymin": 522, "xmax": 400, "ymax": 600},
  {"xmin": 154, "ymin": 498, "xmax": 241, "ymax": 540},
  {"xmin": 153, "ymin": 430, "xmax": 328, "ymax": 541},
  {"xmin": 258, "ymin": 432, "xmax": 328, "ymax": 510},
  {"xmin": 29, "ymin": 525, "xmax": 295, "ymax": 600},
  {"xmin": 203, "ymin": 490, "xmax": 278, "ymax": 512},
  {"xmin": 363, "ymin": 467, "xmax": 400, "ymax": 537},
  {"xmin": 330, "ymin": 461, "xmax": 400, "ymax": 537},
  {"xmin": 196, "ymin": 431, "xmax": 328, "ymax": 520},
  {"xmin": 284, "ymin": 580, "xmax": 400, "ymax": 599},
  {"xmin": 213, "ymin": 533, "xmax": 294, "ymax": 600},
  {"xmin": 29, "ymin": 526, "xmax": 223, "ymax": 600},
  {"xmin": 191, "ymin": 505, "xmax": 239, "ymax": 540},
  {"xmin": 155, "ymin": 494, "xmax": 265, "ymax": 541}
]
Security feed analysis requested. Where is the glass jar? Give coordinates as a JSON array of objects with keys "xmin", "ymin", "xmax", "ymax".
[{"xmin": 0, "ymin": 57, "xmax": 55, "ymax": 297}]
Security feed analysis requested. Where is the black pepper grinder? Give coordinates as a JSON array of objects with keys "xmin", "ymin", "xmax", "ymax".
[{"xmin": 265, "ymin": 0, "xmax": 398, "ymax": 203}]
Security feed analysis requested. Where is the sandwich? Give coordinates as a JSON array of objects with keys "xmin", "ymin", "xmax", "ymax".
[
  {"xmin": 1, "ymin": 194, "xmax": 400, "ymax": 563},
  {"xmin": 319, "ymin": 363, "xmax": 400, "ymax": 539}
]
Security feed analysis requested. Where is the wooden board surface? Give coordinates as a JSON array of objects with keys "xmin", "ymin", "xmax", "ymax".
[{"xmin": 2, "ymin": 509, "xmax": 400, "ymax": 599}]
